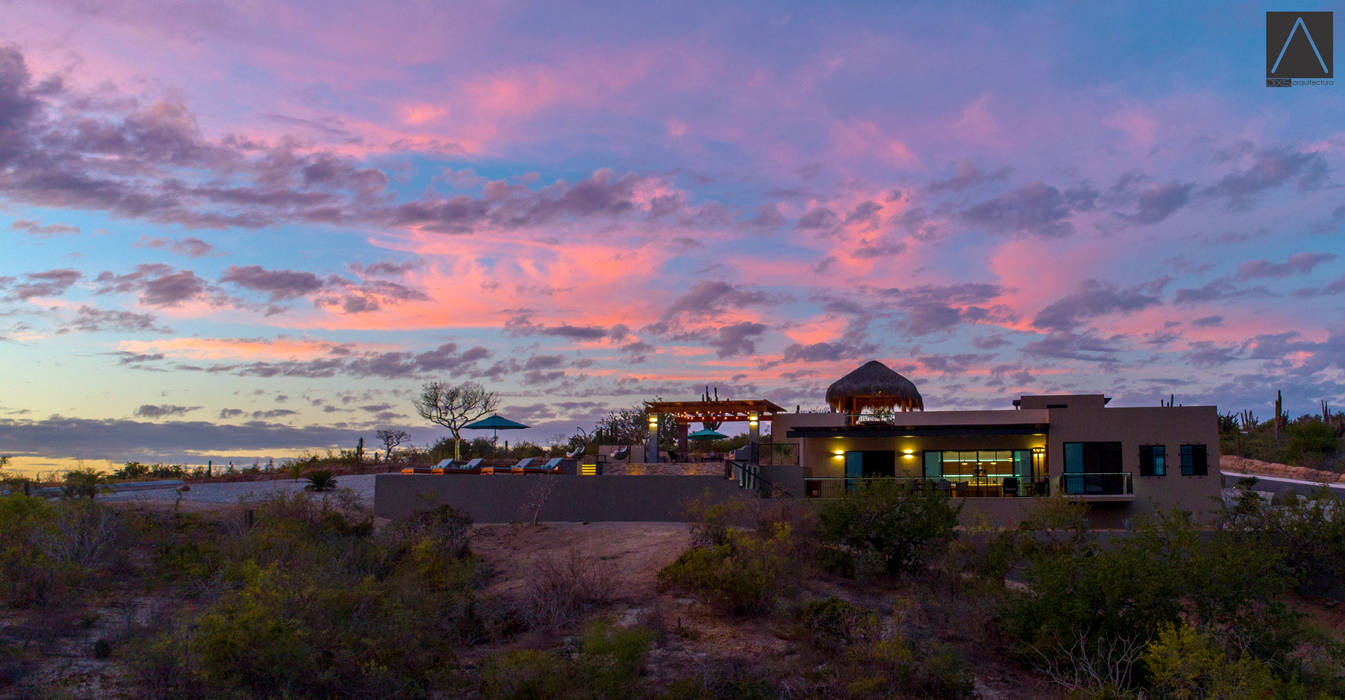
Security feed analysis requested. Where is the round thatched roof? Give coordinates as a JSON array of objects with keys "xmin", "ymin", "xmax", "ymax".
[{"xmin": 825, "ymin": 360, "xmax": 924, "ymax": 413}]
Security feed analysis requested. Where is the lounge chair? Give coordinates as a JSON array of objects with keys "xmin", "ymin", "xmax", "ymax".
[
  {"xmin": 403, "ymin": 458, "xmax": 454, "ymax": 474},
  {"xmin": 445, "ymin": 458, "xmax": 484, "ymax": 474},
  {"xmin": 481, "ymin": 457, "xmax": 534, "ymax": 475},
  {"xmin": 522, "ymin": 457, "xmax": 563, "ymax": 474},
  {"xmin": 428, "ymin": 458, "xmax": 458, "ymax": 474},
  {"xmin": 508, "ymin": 457, "xmax": 538, "ymax": 473}
]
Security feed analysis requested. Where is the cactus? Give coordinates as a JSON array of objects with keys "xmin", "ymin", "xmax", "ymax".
[
  {"xmin": 1238, "ymin": 410, "xmax": 1258, "ymax": 431},
  {"xmin": 1274, "ymin": 390, "xmax": 1283, "ymax": 444},
  {"xmin": 701, "ymin": 385, "xmax": 722, "ymax": 431}
]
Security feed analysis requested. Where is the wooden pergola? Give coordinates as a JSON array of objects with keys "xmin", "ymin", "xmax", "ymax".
[
  {"xmin": 642, "ymin": 399, "xmax": 785, "ymax": 463},
  {"xmin": 644, "ymin": 399, "xmax": 786, "ymax": 424}
]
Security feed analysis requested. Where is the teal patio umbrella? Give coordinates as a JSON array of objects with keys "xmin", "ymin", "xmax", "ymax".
[
  {"xmin": 464, "ymin": 414, "xmax": 530, "ymax": 442},
  {"xmin": 687, "ymin": 428, "xmax": 728, "ymax": 441}
]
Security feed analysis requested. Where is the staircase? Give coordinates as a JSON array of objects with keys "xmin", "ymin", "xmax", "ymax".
[{"xmin": 727, "ymin": 459, "xmax": 793, "ymax": 499}]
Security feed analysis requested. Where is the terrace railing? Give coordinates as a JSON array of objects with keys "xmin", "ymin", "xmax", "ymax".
[
  {"xmin": 802, "ymin": 476, "xmax": 1050, "ymax": 499},
  {"xmin": 1058, "ymin": 472, "xmax": 1133, "ymax": 496},
  {"xmin": 761, "ymin": 443, "xmax": 799, "ymax": 466}
]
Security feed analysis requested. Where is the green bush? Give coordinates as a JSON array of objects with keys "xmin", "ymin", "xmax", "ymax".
[
  {"xmin": 1285, "ymin": 420, "xmax": 1340, "ymax": 465},
  {"xmin": 816, "ymin": 479, "xmax": 960, "ymax": 578},
  {"xmin": 0, "ymin": 495, "xmax": 119, "ymax": 607},
  {"xmin": 685, "ymin": 494, "xmax": 748, "ymax": 547},
  {"xmin": 126, "ymin": 489, "xmax": 481, "ymax": 698},
  {"xmin": 794, "ymin": 598, "xmax": 877, "ymax": 653},
  {"xmin": 480, "ymin": 621, "xmax": 655, "ymax": 700},
  {"xmin": 658, "ymin": 523, "xmax": 797, "ymax": 616},
  {"xmin": 1142, "ymin": 623, "xmax": 1280, "ymax": 699},
  {"xmin": 61, "ymin": 467, "xmax": 108, "ymax": 499},
  {"xmin": 837, "ymin": 635, "xmax": 975, "ymax": 699},
  {"xmin": 303, "ymin": 469, "xmax": 337, "ymax": 491}
]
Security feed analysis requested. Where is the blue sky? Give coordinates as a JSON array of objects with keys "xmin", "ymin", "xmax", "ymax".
[{"xmin": 0, "ymin": 1, "xmax": 1342, "ymax": 472}]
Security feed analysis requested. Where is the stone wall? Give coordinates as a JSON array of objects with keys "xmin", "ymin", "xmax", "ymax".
[
  {"xmin": 602, "ymin": 461, "xmax": 728, "ymax": 477},
  {"xmin": 375, "ymin": 473, "xmax": 750, "ymax": 522}
]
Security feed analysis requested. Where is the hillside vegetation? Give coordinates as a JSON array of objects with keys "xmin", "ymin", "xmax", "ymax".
[{"xmin": 1, "ymin": 482, "xmax": 1343, "ymax": 698}]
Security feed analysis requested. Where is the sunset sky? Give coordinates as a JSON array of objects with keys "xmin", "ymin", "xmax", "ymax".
[{"xmin": 2, "ymin": 1, "xmax": 1343, "ymax": 472}]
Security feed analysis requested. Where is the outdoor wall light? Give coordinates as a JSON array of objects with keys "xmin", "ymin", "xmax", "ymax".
[
  {"xmin": 748, "ymin": 412, "xmax": 759, "ymax": 427},
  {"xmin": 832, "ymin": 450, "xmax": 844, "ymax": 457},
  {"xmin": 648, "ymin": 415, "xmax": 658, "ymax": 428}
]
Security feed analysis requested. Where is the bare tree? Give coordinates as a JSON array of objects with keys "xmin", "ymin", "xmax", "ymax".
[
  {"xmin": 375, "ymin": 429, "xmax": 409, "ymax": 462},
  {"xmin": 412, "ymin": 381, "xmax": 498, "ymax": 460}
]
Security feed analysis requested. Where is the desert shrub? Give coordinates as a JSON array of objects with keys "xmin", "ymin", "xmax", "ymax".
[
  {"xmin": 482, "ymin": 649, "xmax": 566, "ymax": 700},
  {"xmin": 656, "ymin": 666, "xmax": 776, "ymax": 700},
  {"xmin": 61, "ymin": 467, "xmax": 108, "ymax": 498},
  {"xmin": 794, "ymin": 598, "xmax": 877, "ymax": 653},
  {"xmin": 836, "ymin": 635, "xmax": 975, "ymax": 699},
  {"xmin": 130, "ymin": 491, "xmax": 481, "ymax": 699},
  {"xmin": 0, "ymin": 496, "xmax": 119, "ymax": 607},
  {"xmin": 1005, "ymin": 503, "xmax": 1332, "ymax": 695},
  {"xmin": 816, "ymin": 479, "xmax": 960, "ymax": 578},
  {"xmin": 1142, "ymin": 623, "xmax": 1281, "ymax": 700},
  {"xmin": 480, "ymin": 621, "xmax": 655, "ymax": 700},
  {"xmin": 658, "ymin": 523, "xmax": 798, "ymax": 616},
  {"xmin": 386, "ymin": 503, "xmax": 472, "ymax": 557},
  {"xmin": 685, "ymin": 494, "xmax": 748, "ymax": 547},
  {"xmin": 575, "ymin": 621, "xmax": 657, "ymax": 698},
  {"xmin": 518, "ymin": 549, "xmax": 613, "ymax": 631},
  {"xmin": 1285, "ymin": 420, "xmax": 1339, "ymax": 466},
  {"xmin": 0, "ymin": 494, "xmax": 56, "ymax": 606},
  {"xmin": 1229, "ymin": 486, "xmax": 1345, "ymax": 600},
  {"xmin": 303, "ymin": 469, "xmax": 337, "ymax": 491}
]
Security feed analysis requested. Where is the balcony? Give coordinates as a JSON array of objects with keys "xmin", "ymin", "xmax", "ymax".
[
  {"xmin": 1058, "ymin": 472, "xmax": 1134, "ymax": 500},
  {"xmin": 802, "ymin": 476, "xmax": 1049, "ymax": 499}
]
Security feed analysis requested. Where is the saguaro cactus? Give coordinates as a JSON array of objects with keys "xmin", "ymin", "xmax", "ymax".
[{"xmin": 1274, "ymin": 390, "xmax": 1284, "ymax": 444}]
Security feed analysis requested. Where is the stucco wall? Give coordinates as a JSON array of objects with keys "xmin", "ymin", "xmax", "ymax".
[
  {"xmin": 1045, "ymin": 405, "xmax": 1222, "ymax": 520},
  {"xmin": 777, "ymin": 400, "xmax": 1223, "ymax": 522},
  {"xmin": 375, "ymin": 473, "xmax": 751, "ymax": 522},
  {"xmin": 603, "ymin": 461, "xmax": 727, "ymax": 477}
]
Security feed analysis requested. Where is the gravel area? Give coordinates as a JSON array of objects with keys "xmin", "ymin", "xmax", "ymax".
[{"xmin": 99, "ymin": 474, "xmax": 378, "ymax": 508}]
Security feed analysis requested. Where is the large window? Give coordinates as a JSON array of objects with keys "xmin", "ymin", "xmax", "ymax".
[
  {"xmin": 1063, "ymin": 442, "xmax": 1123, "ymax": 473},
  {"xmin": 932, "ymin": 450, "xmax": 1017, "ymax": 479},
  {"xmin": 1180, "ymin": 444, "xmax": 1208, "ymax": 476},
  {"xmin": 1139, "ymin": 445, "xmax": 1166, "ymax": 476}
]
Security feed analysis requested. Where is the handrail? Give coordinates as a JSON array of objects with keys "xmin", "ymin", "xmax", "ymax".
[
  {"xmin": 727, "ymin": 459, "xmax": 793, "ymax": 499},
  {"xmin": 1057, "ymin": 472, "xmax": 1132, "ymax": 496},
  {"xmin": 801, "ymin": 475, "xmax": 1050, "ymax": 498}
]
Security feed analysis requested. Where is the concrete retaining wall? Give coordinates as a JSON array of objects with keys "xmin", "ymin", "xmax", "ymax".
[
  {"xmin": 375, "ymin": 473, "xmax": 751, "ymax": 522},
  {"xmin": 603, "ymin": 462, "xmax": 726, "ymax": 476}
]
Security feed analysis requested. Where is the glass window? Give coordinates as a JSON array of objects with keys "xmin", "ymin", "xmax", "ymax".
[
  {"xmin": 1064, "ymin": 442, "xmax": 1084, "ymax": 473},
  {"xmin": 1064, "ymin": 442, "xmax": 1122, "ymax": 473},
  {"xmin": 1139, "ymin": 445, "xmax": 1166, "ymax": 476},
  {"xmin": 1180, "ymin": 444, "xmax": 1207, "ymax": 476},
  {"xmin": 923, "ymin": 451, "xmax": 942, "ymax": 479}
]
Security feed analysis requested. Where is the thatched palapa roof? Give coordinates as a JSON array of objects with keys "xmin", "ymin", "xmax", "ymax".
[{"xmin": 826, "ymin": 360, "xmax": 924, "ymax": 414}]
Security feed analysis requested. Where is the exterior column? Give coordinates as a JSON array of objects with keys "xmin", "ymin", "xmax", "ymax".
[
  {"xmin": 646, "ymin": 413, "xmax": 660, "ymax": 463},
  {"xmin": 748, "ymin": 412, "xmax": 760, "ymax": 464},
  {"xmin": 677, "ymin": 422, "xmax": 688, "ymax": 460}
]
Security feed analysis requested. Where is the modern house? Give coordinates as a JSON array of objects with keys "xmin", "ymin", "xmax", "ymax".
[
  {"xmin": 375, "ymin": 359, "xmax": 1223, "ymax": 527},
  {"xmin": 772, "ymin": 361, "xmax": 1223, "ymax": 525}
]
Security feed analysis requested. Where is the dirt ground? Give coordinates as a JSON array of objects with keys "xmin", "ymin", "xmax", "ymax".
[
  {"xmin": 471, "ymin": 522, "xmax": 693, "ymax": 600},
  {"xmin": 1222, "ymin": 455, "xmax": 1345, "ymax": 483}
]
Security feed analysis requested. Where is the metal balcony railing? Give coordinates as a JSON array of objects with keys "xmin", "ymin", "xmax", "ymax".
[
  {"xmin": 801, "ymin": 476, "xmax": 1050, "ymax": 499},
  {"xmin": 1058, "ymin": 472, "xmax": 1133, "ymax": 496}
]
